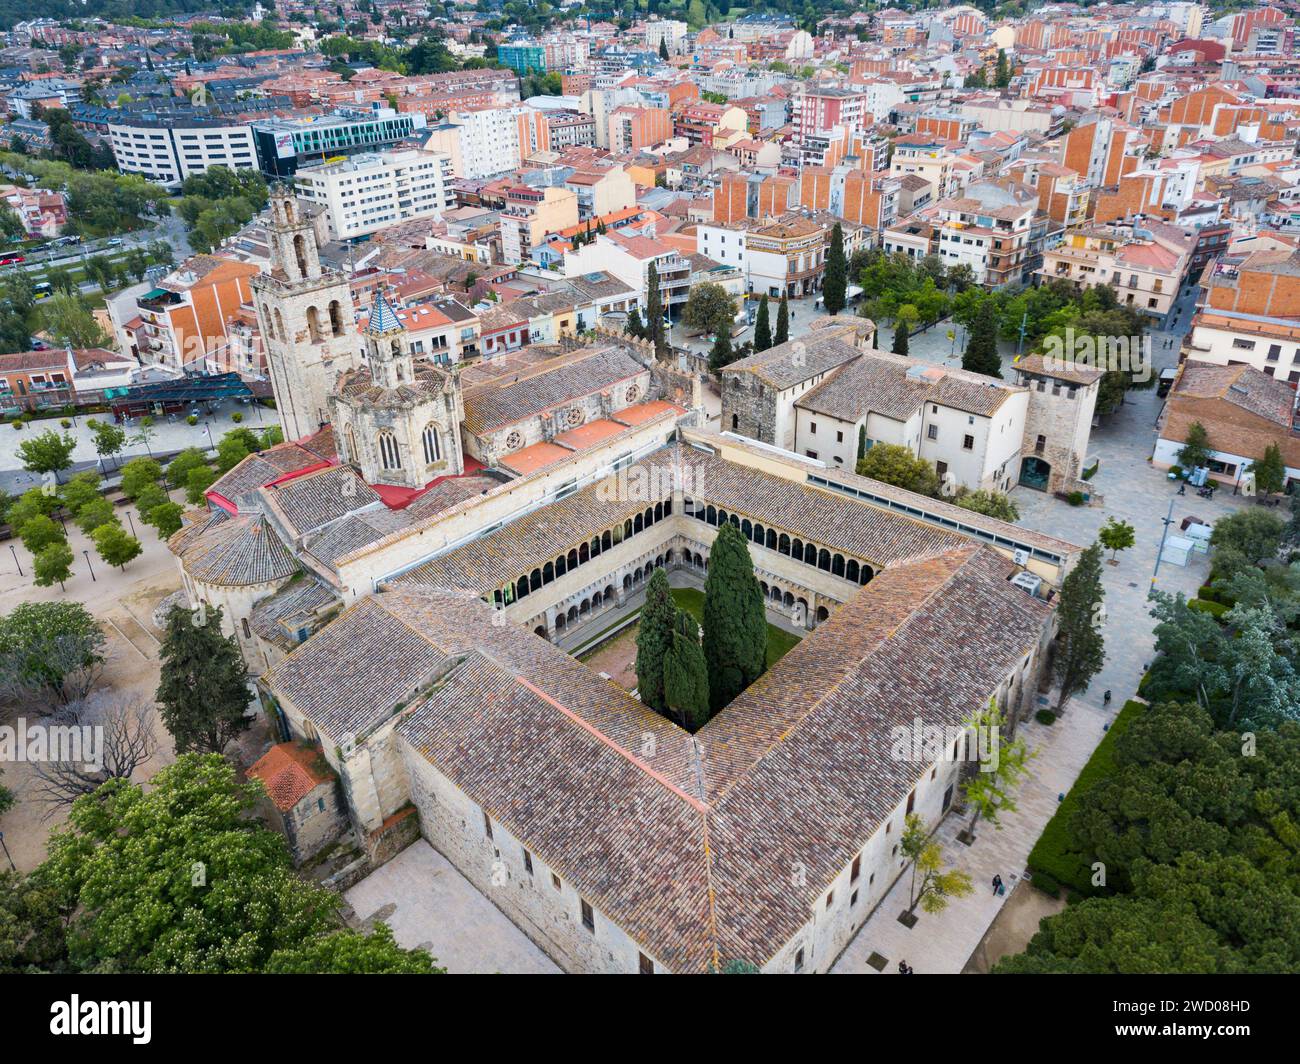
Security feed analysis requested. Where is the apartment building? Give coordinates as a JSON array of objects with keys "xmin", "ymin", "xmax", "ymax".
[
  {"xmin": 793, "ymin": 86, "xmax": 868, "ymax": 146},
  {"xmin": 563, "ymin": 230, "xmax": 692, "ymax": 319},
  {"xmin": 357, "ymin": 296, "xmax": 480, "ymax": 366},
  {"xmin": 1039, "ymin": 219, "xmax": 1193, "ymax": 320},
  {"xmin": 430, "ymin": 106, "xmax": 523, "ymax": 179},
  {"xmin": 500, "ymin": 184, "xmax": 580, "ymax": 265},
  {"xmin": 934, "ymin": 180, "xmax": 1039, "ymax": 289},
  {"xmin": 889, "ymin": 133, "xmax": 959, "ymax": 202},
  {"xmin": 696, "ymin": 215, "xmax": 832, "ymax": 300},
  {"xmin": 129, "ymin": 256, "xmax": 261, "ymax": 372},
  {"xmin": 108, "ymin": 112, "xmax": 258, "ymax": 188},
  {"xmin": 607, "ymin": 105, "xmax": 672, "ymax": 154},
  {"xmin": 252, "ymin": 109, "xmax": 424, "ymax": 180},
  {"xmin": 294, "ymin": 149, "xmax": 453, "ymax": 240},
  {"xmin": 644, "ymin": 18, "xmax": 688, "ymax": 54}
]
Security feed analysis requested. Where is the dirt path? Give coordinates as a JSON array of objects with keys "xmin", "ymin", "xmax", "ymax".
[
  {"xmin": 580, "ymin": 625, "xmax": 639, "ymax": 694},
  {"xmin": 961, "ymin": 880, "xmax": 1065, "ymax": 973}
]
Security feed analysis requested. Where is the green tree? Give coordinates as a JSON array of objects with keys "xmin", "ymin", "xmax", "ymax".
[
  {"xmin": 625, "ymin": 305, "xmax": 645, "ymax": 340},
  {"xmin": 645, "ymin": 260, "xmax": 665, "ymax": 357},
  {"xmin": 265, "ymin": 921, "xmax": 442, "ymax": 974},
  {"xmin": 92, "ymin": 522, "xmax": 141, "ymax": 570},
  {"xmin": 659, "ymin": 36, "xmax": 669, "ymax": 60},
  {"xmin": 118, "ymin": 456, "xmax": 162, "ymax": 500},
  {"xmin": 962, "ymin": 295, "xmax": 1002, "ymax": 378},
  {"xmin": 701, "ymin": 521, "xmax": 767, "ymax": 712},
  {"xmin": 1053, "ymin": 542, "xmax": 1106, "ymax": 712},
  {"xmin": 891, "ymin": 316, "xmax": 910, "ymax": 356},
  {"xmin": 683, "ymin": 281, "xmax": 736, "ymax": 339},
  {"xmin": 1176, "ymin": 420, "xmax": 1211, "ymax": 472},
  {"xmin": 0, "ymin": 600, "xmax": 104, "ymax": 705},
  {"xmin": 960, "ymin": 699, "xmax": 1034, "ymax": 841},
  {"xmin": 954, "ymin": 489, "xmax": 1019, "ymax": 521},
  {"xmin": 900, "ymin": 813, "xmax": 974, "ymax": 918},
  {"xmin": 1098, "ymin": 517, "xmax": 1135, "ymax": 562},
  {"xmin": 17, "ymin": 429, "xmax": 75, "ymax": 484},
  {"xmin": 156, "ymin": 604, "xmax": 252, "ymax": 755},
  {"xmin": 86, "ymin": 419, "xmax": 126, "ymax": 471},
  {"xmin": 822, "ymin": 223, "xmax": 847, "ymax": 316},
  {"xmin": 855, "ymin": 443, "xmax": 940, "ymax": 496},
  {"xmin": 74, "ymin": 497, "xmax": 116, "ymax": 537},
  {"xmin": 663, "ymin": 608, "xmax": 710, "ymax": 730},
  {"xmin": 1249, "ymin": 443, "xmax": 1286, "ymax": 498},
  {"xmin": 1209, "ymin": 508, "xmax": 1286, "ymax": 574},
  {"xmin": 995, "ymin": 49, "xmax": 1011, "ymax": 88},
  {"xmin": 144, "ymin": 501, "xmax": 184, "ymax": 539},
  {"xmin": 774, "ymin": 294, "xmax": 789, "ymax": 345},
  {"xmin": 33, "ymin": 541, "xmax": 74, "ymax": 590},
  {"xmin": 634, "ymin": 569, "xmax": 675, "ymax": 712},
  {"xmin": 708, "ymin": 328, "xmax": 733, "ymax": 374},
  {"xmin": 753, "ymin": 294, "xmax": 772, "ymax": 352},
  {"xmin": 40, "ymin": 292, "xmax": 111, "ymax": 349},
  {"xmin": 186, "ymin": 464, "xmax": 217, "ymax": 505},
  {"xmin": 167, "ymin": 447, "xmax": 210, "ymax": 489},
  {"xmin": 18, "ymin": 514, "xmax": 64, "ymax": 556},
  {"xmin": 5, "ymin": 487, "xmax": 59, "ymax": 538},
  {"xmin": 58, "ymin": 470, "xmax": 102, "ymax": 515}
]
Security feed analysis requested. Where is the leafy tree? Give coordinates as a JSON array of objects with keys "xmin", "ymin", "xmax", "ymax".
[
  {"xmin": 702, "ymin": 522, "xmax": 767, "ymax": 712},
  {"xmin": 625, "ymin": 305, "xmax": 645, "ymax": 340},
  {"xmin": 118, "ymin": 456, "xmax": 162, "ymax": 500},
  {"xmin": 17, "ymin": 429, "xmax": 75, "ymax": 484},
  {"xmin": 5, "ymin": 487, "xmax": 58, "ymax": 537},
  {"xmin": 0, "ymin": 600, "xmax": 104, "ymax": 706},
  {"xmin": 92, "ymin": 522, "xmax": 141, "ymax": 570},
  {"xmin": 1098, "ymin": 517, "xmax": 1135, "ymax": 562},
  {"xmin": 167, "ymin": 447, "xmax": 210, "ymax": 489},
  {"xmin": 663, "ymin": 608, "xmax": 709, "ymax": 731},
  {"xmin": 1053, "ymin": 543, "xmax": 1106, "ymax": 712},
  {"xmin": 74, "ymin": 497, "xmax": 117, "ymax": 537},
  {"xmin": 33, "ymin": 541, "xmax": 74, "ymax": 590},
  {"xmin": 753, "ymin": 294, "xmax": 772, "ymax": 352},
  {"xmin": 1209, "ymin": 508, "xmax": 1286, "ymax": 576},
  {"xmin": 774, "ymin": 294, "xmax": 789, "ymax": 345},
  {"xmin": 144, "ymin": 501, "xmax": 184, "ymax": 539},
  {"xmin": 954, "ymin": 489, "xmax": 1019, "ymax": 521},
  {"xmin": 683, "ymin": 281, "xmax": 736, "ymax": 339},
  {"xmin": 995, "ymin": 48, "xmax": 1011, "ymax": 88},
  {"xmin": 960, "ymin": 699, "xmax": 1034, "ymax": 841},
  {"xmin": 659, "ymin": 36, "xmax": 669, "ymax": 60},
  {"xmin": 822, "ymin": 223, "xmax": 847, "ymax": 316},
  {"xmin": 58, "ymin": 471, "xmax": 101, "ymax": 515},
  {"xmin": 1249, "ymin": 443, "xmax": 1286, "ymax": 498},
  {"xmin": 900, "ymin": 813, "xmax": 974, "ymax": 918},
  {"xmin": 856, "ymin": 443, "xmax": 940, "ymax": 496},
  {"xmin": 1176, "ymin": 420, "xmax": 1211, "ymax": 472},
  {"xmin": 186, "ymin": 464, "xmax": 217, "ymax": 505},
  {"xmin": 891, "ymin": 318, "xmax": 910, "ymax": 356},
  {"xmin": 156, "ymin": 604, "xmax": 252, "ymax": 756},
  {"xmin": 264, "ymin": 921, "xmax": 441, "ymax": 974},
  {"xmin": 40, "ymin": 292, "xmax": 111, "ymax": 349},
  {"xmin": 708, "ymin": 328, "xmax": 733, "ymax": 374},
  {"xmin": 635, "ymin": 569, "xmax": 675, "ymax": 712},
  {"xmin": 86, "ymin": 419, "xmax": 126, "ymax": 471},
  {"xmin": 19, "ymin": 514, "xmax": 64, "ymax": 556},
  {"xmin": 962, "ymin": 295, "xmax": 1002, "ymax": 378}
]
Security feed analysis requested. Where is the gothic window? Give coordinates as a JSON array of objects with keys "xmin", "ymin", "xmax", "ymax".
[
  {"xmin": 273, "ymin": 308, "xmax": 287, "ymax": 342},
  {"xmin": 328, "ymin": 300, "xmax": 344, "ymax": 337},
  {"xmin": 422, "ymin": 424, "xmax": 441, "ymax": 464},
  {"xmin": 346, "ymin": 427, "xmax": 358, "ymax": 463},
  {"xmin": 378, "ymin": 430, "xmax": 401, "ymax": 470},
  {"xmin": 307, "ymin": 306, "xmax": 323, "ymax": 343}
]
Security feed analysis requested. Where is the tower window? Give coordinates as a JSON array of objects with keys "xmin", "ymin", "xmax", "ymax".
[
  {"xmin": 378, "ymin": 431, "xmax": 401, "ymax": 470},
  {"xmin": 422, "ymin": 423, "xmax": 441, "ymax": 464}
]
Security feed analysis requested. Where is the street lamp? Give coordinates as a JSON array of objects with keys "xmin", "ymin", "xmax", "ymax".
[
  {"xmin": 9, "ymin": 544, "xmax": 22, "ymax": 577},
  {"xmin": 0, "ymin": 830, "xmax": 14, "ymax": 872},
  {"xmin": 83, "ymin": 550, "xmax": 96, "ymax": 582},
  {"xmin": 126, "ymin": 511, "xmax": 137, "ymax": 538}
]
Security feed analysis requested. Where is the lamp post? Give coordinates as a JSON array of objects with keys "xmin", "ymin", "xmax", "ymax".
[
  {"xmin": 126, "ymin": 510, "xmax": 136, "ymax": 538},
  {"xmin": 83, "ymin": 550, "xmax": 96, "ymax": 582},
  {"xmin": 9, "ymin": 544, "xmax": 21, "ymax": 577},
  {"xmin": 0, "ymin": 830, "xmax": 14, "ymax": 872},
  {"xmin": 1148, "ymin": 493, "xmax": 1177, "ymax": 596}
]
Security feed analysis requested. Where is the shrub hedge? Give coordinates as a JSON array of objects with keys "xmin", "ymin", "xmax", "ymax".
[{"xmin": 1026, "ymin": 699, "xmax": 1145, "ymax": 898}]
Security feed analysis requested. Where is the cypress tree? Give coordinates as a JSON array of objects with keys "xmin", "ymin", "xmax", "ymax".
[
  {"xmin": 156, "ymin": 604, "xmax": 252, "ymax": 755},
  {"xmin": 663, "ymin": 609, "xmax": 710, "ymax": 730},
  {"xmin": 708, "ymin": 328, "xmax": 733, "ymax": 373},
  {"xmin": 823, "ymin": 223, "xmax": 847, "ymax": 315},
  {"xmin": 659, "ymin": 37, "xmax": 669, "ymax": 60},
  {"xmin": 626, "ymin": 305, "xmax": 645, "ymax": 339},
  {"xmin": 892, "ymin": 320, "xmax": 909, "ymax": 356},
  {"xmin": 635, "ymin": 569, "xmax": 675, "ymax": 711},
  {"xmin": 702, "ymin": 522, "xmax": 768, "ymax": 712},
  {"xmin": 775, "ymin": 293, "xmax": 789, "ymax": 345},
  {"xmin": 753, "ymin": 294, "xmax": 772, "ymax": 351},
  {"xmin": 1053, "ymin": 542, "xmax": 1106, "ymax": 712},
  {"xmin": 962, "ymin": 296, "xmax": 1002, "ymax": 378},
  {"xmin": 646, "ymin": 260, "xmax": 665, "ymax": 356}
]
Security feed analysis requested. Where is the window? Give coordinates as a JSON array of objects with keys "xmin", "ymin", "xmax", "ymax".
[
  {"xmin": 241, "ymin": 618, "xmax": 251, "ymax": 639},
  {"xmin": 639, "ymin": 952, "xmax": 654, "ymax": 974},
  {"xmin": 794, "ymin": 948, "xmax": 805, "ymax": 971},
  {"xmin": 851, "ymin": 855, "xmax": 861, "ymax": 883},
  {"xmin": 850, "ymin": 889, "xmax": 859, "ymax": 907},
  {"xmin": 483, "ymin": 812, "xmax": 493, "ymax": 839},
  {"xmin": 422, "ymin": 423, "xmax": 441, "ymax": 464},
  {"xmin": 963, "ymin": 434, "xmax": 974, "ymax": 450},
  {"xmin": 826, "ymin": 891, "xmax": 834, "ymax": 909},
  {"xmin": 906, "ymin": 789, "xmax": 916, "ymax": 814},
  {"xmin": 836, "ymin": 430, "xmax": 843, "ymax": 443},
  {"xmin": 1232, "ymin": 338, "xmax": 1256, "ymax": 351},
  {"xmin": 927, "ymin": 424, "xmax": 938, "ymax": 440},
  {"xmin": 806, "ymin": 450, "xmax": 818, "ymax": 460},
  {"xmin": 809, "ymin": 421, "xmax": 816, "ymax": 434},
  {"xmin": 581, "ymin": 899, "xmax": 595, "ymax": 931},
  {"xmin": 523, "ymin": 848, "xmax": 533, "ymax": 875},
  {"xmin": 552, "ymin": 873, "xmax": 562, "ymax": 890},
  {"xmin": 378, "ymin": 430, "xmax": 401, "ymax": 469}
]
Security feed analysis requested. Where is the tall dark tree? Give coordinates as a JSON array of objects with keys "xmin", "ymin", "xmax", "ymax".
[
  {"xmin": 702, "ymin": 522, "xmax": 768, "ymax": 712},
  {"xmin": 753, "ymin": 294, "xmax": 772, "ymax": 351},
  {"xmin": 645, "ymin": 261, "xmax": 666, "ymax": 356},
  {"xmin": 626, "ymin": 305, "xmax": 645, "ymax": 339},
  {"xmin": 892, "ymin": 321, "xmax": 909, "ymax": 356},
  {"xmin": 962, "ymin": 296, "xmax": 1002, "ymax": 378},
  {"xmin": 659, "ymin": 37, "xmax": 669, "ymax": 60},
  {"xmin": 775, "ymin": 293, "xmax": 790, "ymax": 345},
  {"xmin": 1053, "ymin": 543, "xmax": 1106, "ymax": 712},
  {"xmin": 156, "ymin": 604, "xmax": 253, "ymax": 755},
  {"xmin": 664, "ymin": 608, "xmax": 710, "ymax": 730},
  {"xmin": 635, "ymin": 569, "xmax": 675, "ymax": 711},
  {"xmin": 708, "ymin": 328, "xmax": 733, "ymax": 374},
  {"xmin": 823, "ymin": 223, "xmax": 847, "ymax": 316},
  {"xmin": 995, "ymin": 49, "xmax": 1011, "ymax": 88}
]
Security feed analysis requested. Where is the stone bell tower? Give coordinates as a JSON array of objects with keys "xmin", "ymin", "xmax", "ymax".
[
  {"xmin": 328, "ymin": 294, "xmax": 466, "ymax": 490},
  {"xmin": 251, "ymin": 186, "xmax": 358, "ymax": 442}
]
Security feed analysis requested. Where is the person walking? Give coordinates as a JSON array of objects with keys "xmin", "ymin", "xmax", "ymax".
[{"xmin": 992, "ymin": 874, "xmax": 1003, "ymax": 896}]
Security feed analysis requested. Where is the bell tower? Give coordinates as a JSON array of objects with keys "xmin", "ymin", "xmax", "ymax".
[{"xmin": 251, "ymin": 186, "xmax": 358, "ymax": 442}]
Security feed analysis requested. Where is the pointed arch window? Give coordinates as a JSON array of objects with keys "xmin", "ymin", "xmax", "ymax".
[
  {"xmin": 378, "ymin": 431, "xmax": 401, "ymax": 470},
  {"xmin": 422, "ymin": 423, "xmax": 441, "ymax": 464},
  {"xmin": 328, "ymin": 300, "xmax": 345, "ymax": 337}
]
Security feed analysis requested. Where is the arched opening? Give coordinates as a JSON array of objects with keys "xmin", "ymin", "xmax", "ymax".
[
  {"xmin": 274, "ymin": 308, "xmax": 287, "ymax": 342},
  {"xmin": 760, "ymin": 581, "xmax": 769, "ymax": 596},
  {"xmin": 731, "ymin": 413, "xmax": 738, "ymax": 431},
  {"xmin": 567, "ymin": 549, "xmax": 578, "ymax": 570},
  {"xmin": 754, "ymin": 523, "xmax": 765, "ymax": 544},
  {"xmin": 579, "ymin": 542, "xmax": 590, "ymax": 564},
  {"xmin": 706, "ymin": 505, "xmax": 718, "ymax": 525},
  {"xmin": 742, "ymin": 519, "xmax": 753, "ymax": 539},
  {"xmin": 1019, "ymin": 455, "xmax": 1052, "ymax": 492},
  {"xmin": 554, "ymin": 612, "xmax": 566, "ymax": 631},
  {"xmin": 422, "ymin": 423, "xmax": 441, "ymax": 464},
  {"xmin": 603, "ymin": 585, "xmax": 614, "ymax": 601},
  {"xmin": 694, "ymin": 552, "xmax": 704, "ymax": 568},
  {"xmin": 517, "ymin": 577, "xmax": 530, "ymax": 600},
  {"xmin": 860, "ymin": 565, "xmax": 874, "ymax": 585},
  {"xmin": 832, "ymin": 554, "xmax": 845, "ymax": 577},
  {"xmin": 529, "ymin": 569, "xmax": 542, "ymax": 592},
  {"xmin": 328, "ymin": 300, "xmax": 344, "ymax": 336},
  {"xmin": 818, "ymin": 548, "xmax": 831, "ymax": 571},
  {"xmin": 634, "ymin": 513, "xmax": 643, "ymax": 534},
  {"xmin": 779, "ymin": 534, "xmax": 791, "ymax": 555},
  {"xmin": 654, "ymin": 502, "xmax": 663, "ymax": 521},
  {"xmin": 555, "ymin": 555, "xmax": 566, "ymax": 578},
  {"xmin": 293, "ymin": 233, "xmax": 308, "ymax": 277},
  {"xmin": 792, "ymin": 538, "xmax": 803, "ymax": 559},
  {"xmin": 804, "ymin": 542, "xmax": 818, "ymax": 566},
  {"xmin": 623, "ymin": 519, "xmax": 633, "ymax": 540},
  {"xmin": 816, "ymin": 605, "xmax": 830, "ymax": 623},
  {"xmin": 783, "ymin": 591, "xmax": 794, "ymax": 608},
  {"xmin": 543, "ymin": 562, "xmax": 555, "ymax": 584},
  {"xmin": 623, "ymin": 574, "xmax": 633, "ymax": 590},
  {"xmin": 770, "ymin": 584, "xmax": 783, "ymax": 602},
  {"xmin": 845, "ymin": 559, "xmax": 859, "ymax": 583},
  {"xmin": 601, "ymin": 530, "xmax": 612, "ymax": 551},
  {"xmin": 378, "ymin": 431, "xmax": 401, "ymax": 469},
  {"xmin": 346, "ymin": 427, "xmax": 358, "ymax": 464},
  {"xmin": 306, "ymin": 306, "xmax": 323, "ymax": 343},
  {"xmin": 534, "ymin": 625, "xmax": 548, "ymax": 640},
  {"xmin": 578, "ymin": 600, "xmax": 590, "ymax": 617}
]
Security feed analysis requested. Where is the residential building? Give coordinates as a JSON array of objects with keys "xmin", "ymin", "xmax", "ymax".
[
  {"xmin": 132, "ymin": 256, "xmax": 262, "ymax": 372},
  {"xmin": 1040, "ymin": 219, "xmax": 1193, "ymax": 320},
  {"xmin": 294, "ymin": 149, "xmax": 453, "ymax": 240},
  {"xmin": 500, "ymin": 184, "xmax": 580, "ymax": 266},
  {"xmin": 934, "ymin": 180, "xmax": 1040, "ymax": 289}
]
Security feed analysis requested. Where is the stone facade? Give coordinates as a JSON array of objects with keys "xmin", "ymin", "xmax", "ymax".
[
  {"xmin": 1014, "ymin": 355, "xmax": 1103, "ymax": 497},
  {"xmin": 252, "ymin": 188, "xmax": 360, "ymax": 442}
]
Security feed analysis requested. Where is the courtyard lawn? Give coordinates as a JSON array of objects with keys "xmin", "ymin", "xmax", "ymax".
[{"xmin": 668, "ymin": 587, "xmax": 801, "ymax": 670}]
